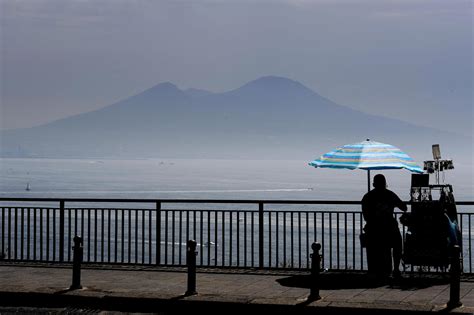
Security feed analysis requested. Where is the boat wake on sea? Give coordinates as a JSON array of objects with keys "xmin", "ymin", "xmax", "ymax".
[{"xmin": 1, "ymin": 188, "xmax": 315, "ymax": 195}]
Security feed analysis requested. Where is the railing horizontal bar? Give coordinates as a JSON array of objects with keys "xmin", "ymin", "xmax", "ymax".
[
  {"xmin": 0, "ymin": 197, "xmax": 472, "ymax": 206},
  {"xmin": 0, "ymin": 198, "xmax": 362, "ymax": 204},
  {"xmin": 2, "ymin": 207, "xmax": 471, "ymax": 216},
  {"xmin": 0, "ymin": 198, "xmax": 440, "ymax": 204}
]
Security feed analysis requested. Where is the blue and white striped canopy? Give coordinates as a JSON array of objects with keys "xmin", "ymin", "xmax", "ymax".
[{"xmin": 309, "ymin": 140, "xmax": 423, "ymax": 173}]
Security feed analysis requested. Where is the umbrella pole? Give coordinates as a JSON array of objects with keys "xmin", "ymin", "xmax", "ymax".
[{"xmin": 367, "ymin": 169, "xmax": 371, "ymax": 192}]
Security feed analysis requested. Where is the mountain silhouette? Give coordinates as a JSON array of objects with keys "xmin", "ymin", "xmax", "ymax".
[
  {"xmin": 0, "ymin": 76, "xmax": 469, "ymax": 160},
  {"xmin": 184, "ymin": 88, "xmax": 213, "ymax": 98}
]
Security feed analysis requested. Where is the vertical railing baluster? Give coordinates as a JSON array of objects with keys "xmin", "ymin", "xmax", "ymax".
[
  {"xmin": 122, "ymin": 209, "xmax": 125, "ymax": 263},
  {"xmin": 352, "ymin": 212, "xmax": 356, "ymax": 270},
  {"xmin": 156, "ymin": 202, "xmax": 161, "ymax": 265},
  {"xmin": 251, "ymin": 211, "xmax": 254, "ymax": 267},
  {"xmin": 469, "ymin": 214, "xmax": 472, "ymax": 273},
  {"xmin": 229, "ymin": 211, "xmax": 233, "ymax": 266},
  {"xmin": 268, "ymin": 211, "xmax": 271, "ymax": 268},
  {"xmin": 74, "ymin": 208, "xmax": 78, "ymax": 242},
  {"xmin": 68, "ymin": 208, "xmax": 72, "ymax": 261},
  {"xmin": 164, "ymin": 210, "xmax": 168, "ymax": 265},
  {"xmin": 321, "ymin": 212, "xmax": 325, "ymax": 269},
  {"xmin": 344, "ymin": 213, "xmax": 348, "ymax": 269},
  {"xmin": 6, "ymin": 207, "xmax": 11, "ymax": 260},
  {"xmin": 171, "ymin": 211, "xmax": 175, "ymax": 265},
  {"xmin": 258, "ymin": 203, "xmax": 264, "ymax": 269},
  {"xmin": 108, "ymin": 209, "xmax": 111, "ymax": 263},
  {"xmin": 52, "ymin": 208, "xmax": 56, "ymax": 261},
  {"xmin": 313, "ymin": 212, "xmax": 317, "ymax": 243},
  {"xmin": 236, "ymin": 211, "xmax": 240, "ymax": 267},
  {"xmin": 245, "ymin": 211, "xmax": 249, "ymax": 267},
  {"xmin": 179, "ymin": 211, "xmax": 183, "ymax": 265},
  {"xmin": 214, "ymin": 210, "xmax": 218, "ymax": 266},
  {"xmin": 221, "ymin": 211, "xmax": 225, "ymax": 266},
  {"xmin": 329, "ymin": 212, "xmax": 333, "ymax": 269},
  {"xmin": 84, "ymin": 209, "xmax": 91, "ymax": 262},
  {"xmin": 34, "ymin": 208, "xmax": 37, "ymax": 260},
  {"xmin": 207, "ymin": 211, "xmax": 211, "ymax": 266},
  {"xmin": 283, "ymin": 212, "xmax": 286, "ymax": 268},
  {"xmin": 275, "ymin": 212, "xmax": 279, "ymax": 268},
  {"xmin": 21, "ymin": 208, "xmax": 24, "ymax": 260},
  {"xmin": 135, "ymin": 209, "xmax": 138, "ymax": 264},
  {"xmin": 101, "ymin": 209, "xmax": 105, "ymax": 263},
  {"xmin": 40, "ymin": 208, "xmax": 43, "ymax": 260},
  {"xmin": 200, "ymin": 211, "xmax": 203, "ymax": 266},
  {"xmin": 115, "ymin": 209, "xmax": 118, "ymax": 263},
  {"xmin": 290, "ymin": 212, "xmax": 294, "ymax": 268},
  {"xmin": 128, "ymin": 208, "xmax": 132, "ymax": 263},
  {"xmin": 14, "ymin": 207, "xmax": 18, "ymax": 260},
  {"xmin": 193, "ymin": 211, "xmax": 197, "ymax": 244},
  {"xmin": 185, "ymin": 210, "xmax": 189, "ymax": 255},
  {"xmin": 149, "ymin": 209, "xmax": 152, "ymax": 265},
  {"xmin": 306, "ymin": 212, "xmax": 309, "ymax": 269},
  {"xmin": 46, "ymin": 209, "xmax": 49, "ymax": 261},
  {"xmin": 141, "ymin": 209, "xmax": 145, "ymax": 264},
  {"xmin": 27, "ymin": 208, "xmax": 30, "ymax": 260},
  {"xmin": 360, "ymin": 213, "xmax": 364, "ymax": 270},
  {"xmin": 87, "ymin": 209, "xmax": 91, "ymax": 262},
  {"xmin": 313, "ymin": 212, "xmax": 317, "ymax": 268},
  {"xmin": 1, "ymin": 207, "xmax": 4, "ymax": 259},
  {"xmin": 94, "ymin": 209, "xmax": 98, "ymax": 262},
  {"xmin": 336, "ymin": 212, "xmax": 339, "ymax": 269},
  {"xmin": 59, "ymin": 201, "xmax": 65, "ymax": 262},
  {"xmin": 298, "ymin": 211, "xmax": 301, "ymax": 269}
]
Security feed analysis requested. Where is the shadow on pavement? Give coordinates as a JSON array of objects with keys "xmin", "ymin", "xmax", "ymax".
[{"xmin": 276, "ymin": 272, "xmax": 450, "ymax": 290}]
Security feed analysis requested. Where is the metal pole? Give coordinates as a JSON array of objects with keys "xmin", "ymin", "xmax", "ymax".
[
  {"xmin": 309, "ymin": 242, "xmax": 322, "ymax": 300},
  {"xmin": 367, "ymin": 170, "xmax": 371, "ymax": 192},
  {"xmin": 185, "ymin": 240, "xmax": 198, "ymax": 296},
  {"xmin": 448, "ymin": 245, "xmax": 462, "ymax": 309},
  {"xmin": 70, "ymin": 236, "xmax": 83, "ymax": 290}
]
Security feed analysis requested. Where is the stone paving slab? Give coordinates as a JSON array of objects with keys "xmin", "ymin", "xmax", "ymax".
[{"xmin": 0, "ymin": 265, "xmax": 473, "ymax": 314}]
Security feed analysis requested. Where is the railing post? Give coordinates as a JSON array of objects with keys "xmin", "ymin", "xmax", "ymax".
[
  {"xmin": 259, "ymin": 202, "xmax": 264, "ymax": 269},
  {"xmin": 185, "ymin": 239, "xmax": 198, "ymax": 296},
  {"xmin": 59, "ymin": 200, "xmax": 65, "ymax": 262},
  {"xmin": 448, "ymin": 245, "xmax": 462, "ymax": 309},
  {"xmin": 309, "ymin": 242, "xmax": 322, "ymax": 301},
  {"xmin": 70, "ymin": 236, "xmax": 83, "ymax": 290}
]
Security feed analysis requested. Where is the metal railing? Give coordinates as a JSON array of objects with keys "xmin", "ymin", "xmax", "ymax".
[{"xmin": 0, "ymin": 198, "xmax": 473, "ymax": 273}]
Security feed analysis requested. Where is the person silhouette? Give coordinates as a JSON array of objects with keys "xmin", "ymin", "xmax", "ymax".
[{"xmin": 362, "ymin": 174, "xmax": 407, "ymax": 280}]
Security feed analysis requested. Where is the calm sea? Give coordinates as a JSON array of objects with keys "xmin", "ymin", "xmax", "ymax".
[
  {"xmin": 0, "ymin": 158, "xmax": 472, "ymax": 201},
  {"xmin": 0, "ymin": 158, "xmax": 472, "ymax": 270}
]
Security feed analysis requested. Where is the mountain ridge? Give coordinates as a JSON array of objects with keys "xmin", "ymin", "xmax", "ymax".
[{"xmin": 1, "ymin": 76, "xmax": 470, "ymax": 161}]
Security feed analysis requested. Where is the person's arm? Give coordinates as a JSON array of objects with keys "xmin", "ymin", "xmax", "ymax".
[
  {"xmin": 361, "ymin": 194, "xmax": 370, "ymax": 221},
  {"xmin": 392, "ymin": 191, "xmax": 407, "ymax": 212}
]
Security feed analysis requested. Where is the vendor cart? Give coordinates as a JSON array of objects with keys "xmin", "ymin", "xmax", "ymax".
[{"xmin": 400, "ymin": 145, "xmax": 462, "ymax": 270}]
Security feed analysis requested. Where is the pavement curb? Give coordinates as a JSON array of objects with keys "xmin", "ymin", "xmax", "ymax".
[{"xmin": 1, "ymin": 291, "xmax": 472, "ymax": 315}]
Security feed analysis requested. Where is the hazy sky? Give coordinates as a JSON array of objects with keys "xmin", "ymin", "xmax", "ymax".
[{"xmin": 1, "ymin": 0, "xmax": 472, "ymax": 135}]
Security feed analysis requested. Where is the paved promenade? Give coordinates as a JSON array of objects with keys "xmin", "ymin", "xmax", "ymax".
[{"xmin": 0, "ymin": 263, "xmax": 473, "ymax": 314}]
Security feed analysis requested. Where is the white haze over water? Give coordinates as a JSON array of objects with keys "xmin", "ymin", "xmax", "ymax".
[{"xmin": 0, "ymin": 158, "xmax": 472, "ymax": 201}]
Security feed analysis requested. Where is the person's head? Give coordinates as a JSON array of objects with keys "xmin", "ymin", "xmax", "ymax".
[{"xmin": 373, "ymin": 174, "xmax": 387, "ymax": 189}]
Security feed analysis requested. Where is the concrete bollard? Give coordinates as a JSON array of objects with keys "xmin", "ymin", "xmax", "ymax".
[
  {"xmin": 309, "ymin": 242, "xmax": 322, "ymax": 301},
  {"xmin": 70, "ymin": 236, "xmax": 83, "ymax": 290},
  {"xmin": 185, "ymin": 240, "xmax": 198, "ymax": 296},
  {"xmin": 447, "ymin": 245, "xmax": 462, "ymax": 309}
]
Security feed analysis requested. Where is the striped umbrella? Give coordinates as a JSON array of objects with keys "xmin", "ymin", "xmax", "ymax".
[{"xmin": 309, "ymin": 139, "xmax": 423, "ymax": 191}]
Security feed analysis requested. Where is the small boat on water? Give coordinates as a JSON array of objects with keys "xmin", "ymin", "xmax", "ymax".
[{"xmin": 25, "ymin": 183, "xmax": 30, "ymax": 191}]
